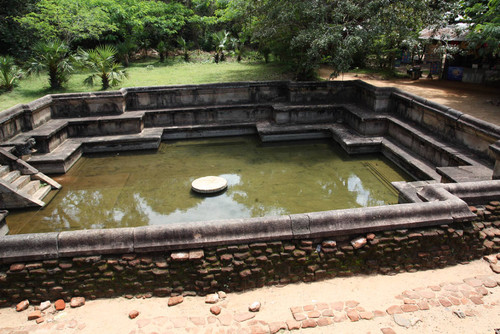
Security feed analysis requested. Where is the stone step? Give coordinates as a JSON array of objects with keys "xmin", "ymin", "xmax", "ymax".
[
  {"xmin": 382, "ymin": 138, "xmax": 441, "ymax": 181},
  {"xmin": 19, "ymin": 180, "xmax": 41, "ymax": 196},
  {"xmin": 32, "ymin": 184, "xmax": 52, "ymax": 202},
  {"xmin": 257, "ymin": 121, "xmax": 332, "ymax": 142},
  {"xmin": 329, "ymin": 123, "xmax": 383, "ymax": 154},
  {"xmin": 0, "ymin": 165, "xmax": 9, "ymax": 178},
  {"xmin": 2, "ymin": 170, "xmax": 20, "ymax": 183},
  {"xmin": 10, "ymin": 175, "xmax": 31, "ymax": 190},
  {"xmin": 28, "ymin": 140, "xmax": 83, "ymax": 174}
]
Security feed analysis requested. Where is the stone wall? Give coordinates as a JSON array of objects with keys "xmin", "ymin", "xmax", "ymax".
[{"xmin": 1, "ymin": 202, "xmax": 499, "ymax": 307}]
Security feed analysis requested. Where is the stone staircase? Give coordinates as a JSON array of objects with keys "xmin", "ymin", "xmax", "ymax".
[
  {"xmin": 0, "ymin": 148, "xmax": 61, "ymax": 210},
  {"xmin": 0, "ymin": 163, "xmax": 53, "ymax": 209},
  {"xmin": 0, "ymin": 102, "xmax": 494, "ymax": 184}
]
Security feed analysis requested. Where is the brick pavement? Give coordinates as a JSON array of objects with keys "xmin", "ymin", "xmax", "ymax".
[{"xmin": 1, "ymin": 254, "xmax": 499, "ymax": 334}]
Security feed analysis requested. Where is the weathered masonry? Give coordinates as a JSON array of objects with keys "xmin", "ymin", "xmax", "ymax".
[{"xmin": 0, "ymin": 80, "xmax": 499, "ymax": 305}]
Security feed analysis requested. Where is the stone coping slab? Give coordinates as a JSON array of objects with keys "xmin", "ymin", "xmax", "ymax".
[{"xmin": 0, "ymin": 181, "xmax": 491, "ymax": 264}]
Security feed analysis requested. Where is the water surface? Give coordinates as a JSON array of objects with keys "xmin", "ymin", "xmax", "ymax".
[{"xmin": 7, "ymin": 137, "xmax": 412, "ymax": 234}]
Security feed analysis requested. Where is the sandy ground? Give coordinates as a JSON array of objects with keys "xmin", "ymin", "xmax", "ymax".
[
  {"xmin": 319, "ymin": 66, "xmax": 500, "ymax": 126},
  {"xmin": 0, "ymin": 258, "xmax": 499, "ymax": 333}
]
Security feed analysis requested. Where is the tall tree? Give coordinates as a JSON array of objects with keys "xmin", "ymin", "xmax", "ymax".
[{"xmin": 462, "ymin": 0, "xmax": 500, "ymax": 57}]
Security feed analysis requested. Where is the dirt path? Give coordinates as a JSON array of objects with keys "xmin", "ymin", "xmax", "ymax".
[
  {"xmin": 0, "ymin": 257, "xmax": 499, "ymax": 334},
  {"xmin": 318, "ymin": 67, "xmax": 500, "ymax": 126}
]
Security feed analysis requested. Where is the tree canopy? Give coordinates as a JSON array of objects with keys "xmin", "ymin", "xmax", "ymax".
[{"xmin": 0, "ymin": 0, "xmax": 497, "ymax": 82}]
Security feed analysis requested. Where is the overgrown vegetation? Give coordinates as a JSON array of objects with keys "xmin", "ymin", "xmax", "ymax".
[{"xmin": 0, "ymin": 0, "xmax": 497, "ymax": 93}]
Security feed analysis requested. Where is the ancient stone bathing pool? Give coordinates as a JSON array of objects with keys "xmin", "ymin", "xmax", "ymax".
[
  {"xmin": 6, "ymin": 136, "xmax": 410, "ymax": 234},
  {"xmin": 0, "ymin": 81, "xmax": 499, "ymax": 304}
]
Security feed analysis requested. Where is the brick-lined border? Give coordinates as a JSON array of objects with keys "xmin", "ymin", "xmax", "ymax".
[
  {"xmin": 1, "ymin": 201, "xmax": 499, "ymax": 307},
  {"xmin": 5, "ymin": 256, "xmax": 499, "ymax": 333}
]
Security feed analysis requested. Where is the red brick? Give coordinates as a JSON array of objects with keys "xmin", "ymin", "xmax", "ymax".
[
  {"xmin": 268, "ymin": 321, "xmax": 286, "ymax": 334},
  {"xmin": 307, "ymin": 311, "xmax": 321, "ymax": 318},
  {"xmin": 439, "ymin": 299, "xmax": 452, "ymax": 307},
  {"xmin": 292, "ymin": 313, "xmax": 306, "ymax": 321},
  {"xmin": 129, "ymin": 310, "xmax": 139, "ymax": 319},
  {"xmin": 470, "ymin": 296, "xmax": 484, "ymax": 305},
  {"xmin": 373, "ymin": 310, "xmax": 386, "ymax": 317},
  {"xmin": 386, "ymin": 305, "xmax": 402, "ymax": 315},
  {"xmin": 347, "ymin": 309, "xmax": 359, "ymax": 322},
  {"xmin": 448, "ymin": 296, "xmax": 461, "ymax": 306},
  {"xmin": 189, "ymin": 250, "xmax": 204, "ymax": 260},
  {"xmin": 301, "ymin": 319, "xmax": 317, "ymax": 328},
  {"xmin": 317, "ymin": 317, "xmax": 333, "ymax": 327},
  {"xmin": 381, "ymin": 328, "xmax": 397, "ymax": 334},
  {"xmin": 16, "ymin": 300, "xmax": 29, "ymax": 312},
  {"xmin": 316, "ymin": 302, "xmax": 329, "ymax": 310},
  {"xmin": 55, "ymin": 299, "xmax": 65, "ymax": 311},
  {"xmin": 476, "ymin": 286, "xmax": 488, "ymax": 296},
  {"xmin": 428, "ymin": 285, "xmax": 441, "ymax": 291},
  {"xmin": 9, "ymin": 263, "xmax": 25, "ymax": 272},
  {"xmin": 28, "ymin": 310, "xmax": 42, "ymax": 321},
  {"xmin": 360, "ymin": 311, "xmax": 374, "ymax": 320},
  {"xmin": 210, "ymin": 306, "xmax": 221, "ymax": 315},
  {"xmin": 289, "ymin": 306, "xmax": 302, "ymax": 314},
  {"xmin": 36, "ymin": 317, "xmax": 45, "ymax": 324},
  {"xmin": 303, "ymin": 304, "xmax": 315, "ymax": 311},
  {"xmin": 345, "ymin": 300, "xmax": 360, "ymax": 308},
  {"xmin": 286, "ymin": 319, "xmax": 301, "ymax": 330},
  {"xmin": 321, "ymin": 309, "xmax": 334, "ymax": 317},
  {"xmin": 417, "ymin": 301, "xmax": 430, "ymax": 310},
  {"xmin": 403, "ymin": 298, "xmax": 417, "ymax": 304},
  {"xmin": 171, "ymin": 252, "xmax": 189, "ymax": 261},
  {"xmin": 331, "ymin": 301, "xmax": 344, "ymax": 311},
  {"xmin": 334, "ymin": 312, "xmax": 347, "ymax": 322},
  {"xmin": 418, "ymin": 290, "xmax": 435, "ymax": 299},
  {"xmin": 401, "ymin": 304, "xmax": 419, "ymax": 312},
  {"xmin": 168, "ymin": 296, "xmax": 184, "ymax": 306}
]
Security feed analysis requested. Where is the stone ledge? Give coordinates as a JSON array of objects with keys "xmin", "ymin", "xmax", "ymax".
[{"xmin": 0, "ymin": 183, "xmax": 481, "ymax": 264}]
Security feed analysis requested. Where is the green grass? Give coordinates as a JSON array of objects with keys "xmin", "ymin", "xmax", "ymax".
[{"xmin": 0, "ymin": 59, "xmax": 292, "ymax": 111}]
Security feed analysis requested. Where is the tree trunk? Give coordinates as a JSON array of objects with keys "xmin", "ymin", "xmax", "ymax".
[{"xmin": 102, "ymin": 74, "xmax": 109, "ymax": 90}]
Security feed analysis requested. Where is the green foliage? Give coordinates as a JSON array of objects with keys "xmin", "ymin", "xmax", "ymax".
[
  {"xmin": 77, "ymin": 45, "xmax": 127, "ymax": 90},
  {"xmin": 0, "ymin": 56, "xmax": 23, "ymax": 91},
  {"xmin": 17, "ymin": 0, "xmax": 116, "ymax": 43},
  {"xmin": 177, "ymin": 37, "xmax": 193, "ymax": 62},
  {"xmin": 463, "ymin": 0, "xmax": 500, "ymax": 57},
  {"xmin": 213, "ymin": 30, "xmax": 230, "ymax": 63},
  {"xmin": 26, "ymin": 39, "xmax": 74, "ymax": 89}
]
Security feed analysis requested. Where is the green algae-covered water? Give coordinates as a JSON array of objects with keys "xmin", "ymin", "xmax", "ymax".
[{"xmin": 6, "ymin": 137, "xmax": 412, "ymax": 234}]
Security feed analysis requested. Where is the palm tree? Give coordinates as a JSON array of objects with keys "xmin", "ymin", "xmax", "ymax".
[
  {"xmin": 27, "ymin": 40, "xmax": 73, "ymax": 89},
  {"xmin": 78, "ymin": 45, "xmax": 127, "ymax": 90},
  {"xmin": 176, "ymin": 36, "xmax": 191, "ymax": 62},
  {"xmin": 213, "ymin": 30, "xmax": 230, "ymax": 63},
  {"xmin": 0, "ymin": 56, "xmax": 23, "ymax": 91}
]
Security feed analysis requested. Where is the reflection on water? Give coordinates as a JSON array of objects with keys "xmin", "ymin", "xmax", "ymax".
[{"xmin": 7, "ymin": 137, "xmax": 412, "ymax": 234}]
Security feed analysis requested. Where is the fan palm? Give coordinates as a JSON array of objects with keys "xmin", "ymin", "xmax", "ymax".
[
  {"xmin": 27, "ymin": 40, "xmax": 73, "ymax": 89},
  {"xmin": 78, "ymin": 45, "xmax": 127, "ymax": 90},
  {"xmin": 0, "ymin": 56, "xmax": 23, "ymax": 91}
]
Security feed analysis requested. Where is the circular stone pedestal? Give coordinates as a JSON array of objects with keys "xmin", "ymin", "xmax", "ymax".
[{"xmin": 191, "ymin": 176, "xmax": 228, "ymax": 194}]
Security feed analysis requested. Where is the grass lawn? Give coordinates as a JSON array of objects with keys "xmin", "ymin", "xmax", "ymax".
[{"xmin": 0, "ymin": 59, "xmax": 292, "ymax": 111}]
